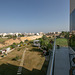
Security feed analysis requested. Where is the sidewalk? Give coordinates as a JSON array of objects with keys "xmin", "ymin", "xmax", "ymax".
[
  {"xmin": 17, "ymin": 48, "xmax": 28, "ymax": 75},
  {"xmin": 54, "ymin": 47, "xmax": 70, "ymax": 75}
]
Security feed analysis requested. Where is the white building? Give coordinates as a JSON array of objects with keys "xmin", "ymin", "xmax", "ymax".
[
  {"xmin": 15, "ymin": 33, "xmax": 19, "ymax": 37},
  {"xmin": 36, "ymin": 33, "xmax": 39, "ymax": 36},
  {"xmin": 8, "ymin": 33, "xmax": 14, "ymax": 35},
  {"xmin": 2, "ymin": 33, "xmax": 7, "ymax": 37},
  {"xmin": 39, "ymin": 32, "xmax": 44, "ymax": 35},
  {"xmin": 6, "ymin": 47, "xmax": 11, "ymax": 54},
  {"xmin": 0, "ymin": 33, "xmax": 3, "ymax": 36},
  {"xmin": 0, "ymin": 50, "xmax": 5, "ymax": 54}
]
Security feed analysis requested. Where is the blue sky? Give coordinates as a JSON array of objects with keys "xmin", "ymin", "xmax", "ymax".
[{"xmin": 0, "ymin": 0, "xmax": 69, "ymax": 33}]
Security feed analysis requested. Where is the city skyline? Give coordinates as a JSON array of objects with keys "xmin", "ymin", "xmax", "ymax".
[{"xmin": 0, "ymin": 0, "xmax": 69, "ymax": 33}]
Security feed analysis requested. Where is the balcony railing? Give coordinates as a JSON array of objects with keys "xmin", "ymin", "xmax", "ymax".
[{"xmin": 46, "ymin": 38, "xmax": 56, "ymax": 75}]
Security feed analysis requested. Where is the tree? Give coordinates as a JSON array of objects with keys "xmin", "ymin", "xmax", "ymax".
[
  {"xmin": 42, "ymin": 35, "xmax": 48, "ymax": 40},
  {"xmin": 69, "ymin": 34, "xmax": 75, "ymax": 50},
  {"xmin": 13, "ymin": 34, "xmax": 17, "ymax": 40},
  {"xmin": 13, "ymin": 43, "xmax": 17, "ymax": 47},
  {"xmin": 0, "ymin": 35, "xmax": 2, "ymax": 37},
  {"xmin": 47, "ymin": 43, "xmax": 53, "ymax": 50},
  {"xmin": 39, "ymin": 35, "xmax": 53, "ymax": 51},
  {"xmin": 24, "ymin": 39, "xmax": 29, "ymax": 44},
  {"xmin": 64, "ymin": 32, "xmax": 69, "ymax": 39},
  {"xmin": 5, "ymin": 35, "xmax": 13, "ymax": 39},
  {"xmin": 20, "ymin": 41, "xmax": 23, "ymax": 44}
]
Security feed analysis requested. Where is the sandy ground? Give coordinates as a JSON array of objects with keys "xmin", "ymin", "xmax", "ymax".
[{"xmin": 0, "ymin": 35, "xmax": 42, "ymax": 48}]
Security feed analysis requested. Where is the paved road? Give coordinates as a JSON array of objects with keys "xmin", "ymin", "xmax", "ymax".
[{"xmin": 54, "ymin": 47, "xmax": 70, "ymax": 75}]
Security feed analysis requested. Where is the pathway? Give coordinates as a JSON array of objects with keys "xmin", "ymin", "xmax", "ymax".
[
  {"xmin": 54, "ymin": 47, "xmax": 70, "ymax": 75},
  {"xmin": 17, "ymin": 48, "xmax": 27, "ymax": 75}
]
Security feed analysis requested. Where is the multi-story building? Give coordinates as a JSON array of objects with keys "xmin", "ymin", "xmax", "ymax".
[
  {"xmin": 70, "ymin": 0, "xmax": 75, "ymax": 32},
  {"xmin": 69, "ymin": 0, "xmax": 75, "ymax": 51}
]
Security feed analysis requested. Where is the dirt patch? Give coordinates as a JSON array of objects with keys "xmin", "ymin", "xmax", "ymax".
[{"xmin": 0, "ymin": 36, "xmax": 42, "ymax": 48}]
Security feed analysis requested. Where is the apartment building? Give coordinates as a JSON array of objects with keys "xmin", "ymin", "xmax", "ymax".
[{"xmin": 70, "ymin": 0, "xmax": 75, "ymax": 32}]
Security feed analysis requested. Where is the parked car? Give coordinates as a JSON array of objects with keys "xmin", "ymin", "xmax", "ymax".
[{"xmin": 33, "ymin": 40, "xmax": 40, "ymax": 47}]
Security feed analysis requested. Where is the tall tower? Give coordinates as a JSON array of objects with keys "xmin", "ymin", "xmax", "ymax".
[{"xmin": 70, "ymin": 0, "xmax": 75, "ymax": 32}]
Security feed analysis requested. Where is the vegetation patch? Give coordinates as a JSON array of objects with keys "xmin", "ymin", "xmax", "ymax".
[
  {"xmin": 56, "ymin": 38, "xmax": 68, "ymax": 47},
  {"xmin": 17, "ymin": 48, "xmax": 21, "ymax": 51},
  {"xmin": 69, "ymin": 34, "xmax": 75, "ymax": 50},
  {"xmin": 39, "ymin": 35, "xmax": 53, "ymax": 50},
  {"xmin": 12, "ymin": 56, "xmax": 20, "ymax": 61},
  {"xmin": 0, "ymin": 38, "xmax": 8, "ymax": 44}
]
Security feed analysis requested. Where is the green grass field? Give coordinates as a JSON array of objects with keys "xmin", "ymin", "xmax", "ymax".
[{"xmin": 56, "ymin": 38, "xmax": 68, "ymax": 47}]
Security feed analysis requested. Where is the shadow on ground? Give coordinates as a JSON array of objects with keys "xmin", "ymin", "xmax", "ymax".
[
  {"xmin": 29, "ymin": 47, "xmax": 44, "ymax": 57},
  {"xmin": 29, "ymin": 47, "xmax": 43, "ymax": 52},
  {"xmin": 0, "ymin": 60, "xmax": 48, "ymax": 75}
]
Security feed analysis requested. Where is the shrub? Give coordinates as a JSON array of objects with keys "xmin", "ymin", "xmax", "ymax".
[
  {"xmin": 17, "ymin": 48, "xmax": 20, "ymax": 51},
  {"xmin": 49, "ymin": 36, "xmax": 51, "ymax": 38},
  {"xmin": 10, "ymin": 44, "xmax": 16, "ymax": 49},
  {"xmin": 13, "ymin": 35, "xmax": 17, "ymax": 40},
  {"xmin": 24, "ymin": 40, "xmax": 29, "ymax": 43},
  {"xmin": 47, "ymin": 43, "xmax": 53, "ymax": 50},
  {"xmin": 42, "ymin": 35, "xmax": 48, "ymax": 40},
  {"xmin": 1, "ymin": 55, "xmax": 4, "ymax": 57},
  {"xmin": 23, "ymin": 43, "xmax": 26, "ymax": 46},
  {"xmin": 20, "ymin": 41, "xmax": 23, "ymax": 44},
  {"xmin": 20, "ymin": 44, "xmax": 23, "ymax": 47},
  {"xmin": 0, "ymin": 51, "xmax": 2, "ymax": 54},
  {"xmin": 12, "ymin": 56, "xmax": 19, "ymax": 61},
  {"xmin": 5, "ymin": 35, "xmax": 13, "ymax": 39},
  {"xmin": 10, "ymin": 43, "xmax": 17, "ymax": 49},
  {"xmin": 13, "ymin": 43, "xmax": 17, "ymax": 45},
  {"xmin": 29, "ymin": 40, "xmax": 33, "ymax": 44},
  {"xmin": 10, "ymin": 45, "xmax": 15, "ymax": 49},
  {"xmin": 69, "ymin": 34, "xmax": 75, "ymax": 50}
]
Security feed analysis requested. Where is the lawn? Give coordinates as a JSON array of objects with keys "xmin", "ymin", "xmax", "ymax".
[
  {"xmin": 56, "ymin": 38, "xmax": 68, "ymax": 47},
  {"xmin": 0, "ymin": 46, "xmax": 25, "ymax": 75},
  {"xmin": 0, "ymin": 38, "xmax": 8, "ymax": 44},
  {"xmin": 22, "ymin": 46, "xmax": 49, "ymax": 75},
  {"xmin": 0, "ymin": 44, "xmax": 49, "ymax": 75}
]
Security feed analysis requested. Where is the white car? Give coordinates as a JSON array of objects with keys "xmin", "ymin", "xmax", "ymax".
[
  {"xmin": 17, "ymin": 72, "xmax": 21, "ymax": 75},
  {"xmin": 33, "ymin": 40, "xmax": 40, "ymax": 47}
]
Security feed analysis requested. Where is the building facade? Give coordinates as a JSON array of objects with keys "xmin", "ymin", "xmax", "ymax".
[
  {"xmin": 70, "ymin": 0, "xmax": 75, "ymax": 32},
  {"xmin": 69, "ymin": 0, "xmax": 75, "ymax": 51}
]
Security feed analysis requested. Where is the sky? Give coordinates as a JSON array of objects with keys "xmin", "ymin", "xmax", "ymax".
[{"xmin": 0, "ymin": 0, "xmax": 69, "ymax": 33}]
